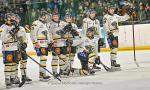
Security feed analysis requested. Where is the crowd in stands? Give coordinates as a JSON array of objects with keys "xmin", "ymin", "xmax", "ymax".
[{"xmin": 0, "ymin": 0, "xmax": 150, "ymax": 27}]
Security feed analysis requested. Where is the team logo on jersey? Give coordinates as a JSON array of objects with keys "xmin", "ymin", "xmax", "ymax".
[
  {"xmin": 55, "ymin": 48, "xmax": 61, "ymax": 55},
  {"xmin": 7, "ymin": 54, "xmax": 13, "ymax": 62},
  {"xmin": 41, "ymin": 48, "xmax": 46, "ymax": 54},
  {"xmin": 112, "ymin": 39, "xmax": 118, "ymax": 46}
]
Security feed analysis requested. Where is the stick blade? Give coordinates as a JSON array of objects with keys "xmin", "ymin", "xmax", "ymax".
[{"xmin": 134, "ymin": 61, "xmax": 140, "ymax": 67}]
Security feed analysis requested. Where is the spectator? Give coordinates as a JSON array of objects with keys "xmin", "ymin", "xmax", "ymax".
[
  {"xmin": 49, "ymin": 0, "xmax": 60, "ymax": 12},
  {"xmin": 123, "ymin": 0, "xmax": 132, "ymax": 6},
  {"xmin": 18, "ymin": 8, "xmax": 26, "ymax": 26},
  {"xmin": 138, "ymin": 2, "xmax": 146, "ymax": 21},
  {"xmin": 0, "ymin": 7, "xmax": 5, "ymax": 25},
  {"xmin": 95, "ymin": 2, "xmax": 104, "ymax": 23},
  {"xmin": 0, "ymin": 0, "xmax": 150, "ymax": 26},
  {"xmin": 145, "ymin": 4, "xmax": 150, "ymax": 20},
  {"xmin": 31, "ymin": 9, "xmax": 37, "ymax": 22}
]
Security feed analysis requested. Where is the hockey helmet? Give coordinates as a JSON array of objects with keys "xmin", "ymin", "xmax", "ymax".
[
  {"xmin": 52, "ymin": 11, "xmax": 60, "ymax": 17},
  {"xmin": 64, "ymin": 13, "xmax": 72, "ymax": 19},
  {"xmin": 89, "ymin": 9, "xmax": 96, "ymax": 14},
  {"xmin": 39, "ymin": 10, "xmax": 48, "ymax": 18},
  {"xmin": 77, "ymin": 52, "xmax": 89, "ymax": 62},
  {"xmin": 5, "ymin": 13, "xmax": 16, "ymax": 21},
  {"xmin": 107, "ymin": 5, "xmax": 115, "ymax": 10},
  {"xmin": 86, "ymin": 27, "xmax": 95, "ymax": 39}
]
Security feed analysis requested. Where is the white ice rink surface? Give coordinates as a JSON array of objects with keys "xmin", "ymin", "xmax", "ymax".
[{"xmin": 0, "ymin": 50, "xmax": 150, "ymax": 90}]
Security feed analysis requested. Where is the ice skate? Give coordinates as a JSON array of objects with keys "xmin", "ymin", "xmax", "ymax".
[
  {"xmin": 22, "ymin": 75, "xmax": 32, "ymax": 84},
  {"xmin": 39, "ymin": 72, "xmax": 50, "ymax": 82},
  {"xmin": 11, "ymin": 76, "xmax": 20, "ymax": 87},
  {"xmin": 111, "ymin": 60, "xmax": 121, "ymax": 71},
  {"xmin": 5, "ymin": 78, "xmax": 12, "ymax": 89}
]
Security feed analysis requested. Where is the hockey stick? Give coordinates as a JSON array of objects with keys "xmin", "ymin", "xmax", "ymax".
[
  {"xmin": 52, "ymin": 50, "xmax": 65, "ymax": 61},
  {"xmin": 27, "ymin": 55, "xmax": 61, "ymax": 82},
  {"xmin": 131, "ymin": 15, "xmax": 140, "ymax": 67},
  {"xmin": 100, "ymin": 61, "xmax": 112, "ymax": 72},
  {"xmin": 97, "ymin": 56, "xmax": 112, "ymax": 72},
  {"xmin": 67, "ymin": 31, "xmax": 73, "ymax": 76},
  {"xmin": 18, "ymin": 59, "xmax": 27, "ymax": 87}
]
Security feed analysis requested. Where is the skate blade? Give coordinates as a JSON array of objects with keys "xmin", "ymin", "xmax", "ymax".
[
  {"xmin": 60, "ymin": 74, "xmax": 70, "ymax": 78},
  {"xmin": 94, "ymin": 69, "xmax": 101, "ymax": 72},
  {"xmin": 25, "ymin": 81, "xmax": 32, "ymax": 84},
  {"xmin": 111, "ymin": 67, "xmax": 121, "ymax": 71},
  {"xmin": 89, "ymin": 73, "xmax": 95, "ymax": 75},
  {"xmin": 11, "ymin": 84, "xmax": 19, "ymax": 88},
  {"xmin": 39, "ymin": 78, "xmax": 51, "ymax": 82},
  {"xmin": 6, "ymin": 86, "xmax": 12, "ymax": 89}
]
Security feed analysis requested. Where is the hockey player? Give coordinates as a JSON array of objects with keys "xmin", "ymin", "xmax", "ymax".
[
  {"xmin": 82, "ymin": 9, "xmax": 101, "ymax": 70},
  {"xmin": 47, "ymin": 12, "xmax": 68, "ymax": 76},
  {"xmin": 0, "ymin": 13, "xmax": 25, "ymax": 88},
  {"xmin": 72, "ymin": 27, "xmax": 100, "ymax": 75},
  {"xmin": 30, "ymin": 11, "xmax": 53, "ymax": 81},
  {"xmin": 103, "ymin": 5, "xmax": 129, "ymax": 70},
  {"xmin": 15, "ymin": 15, "xmax": 32, "ymax": 83},
  {"xmin": 61, "ymin": 13, "xmax": 81, "ymax": 75}
]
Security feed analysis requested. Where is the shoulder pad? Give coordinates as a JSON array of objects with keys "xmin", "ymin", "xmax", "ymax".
[
  {"xmin": 83, "ymin": 17, "xmax": 89, "ymax": 21},
  {"xmin": 60, "ymin": 20, "xmax": 65, "ymax": 23},
  {"xmin": 103, "ymin": 14, "xmax": 108, "ymax": 18},
  {"xmin": 114, "ymin": 14, "xmax": 119, "ymax": 17},
  {"xmin": 83, "ymin": 19, "xmax": 88, "ymax": 23},
  {"xmin": 72, "ymin": 23, "xmax": 76, "ymax": 26},
  {"xmin": 19, "ymin": 26, "xmax": 25, "ymax": 31},
  {"xmin": 0, "ymin": 27, "xmax": 3, "ymax": 32},
  {"xmin": 103, "ymin": 14, "xmax": 109, "ymax": 20},
  {"xmin": 48, "ymin": 21, "xmax": 53, "ymax": 25},
  {"xmin": 95, "ymin": 19, "xmax": 100, "ymax": 22},
  {"xmin": 0, "ymin": 24, "xmax": 6, "ymax": 32},
  {"xmin": 60, "ymin": 21, "xmax": 67, "ymax": 25},
  {"xmin": 83, "ymin": 18, "xmax": 86, "ymax": 21},
  {"xmin": 32, "ymin": 20, "xmax": 39, "ymax": 26}
]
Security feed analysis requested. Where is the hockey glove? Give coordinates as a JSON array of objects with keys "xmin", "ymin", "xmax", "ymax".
[
  {"xmin": 20, "ymin": 43, "xmax": 27, "ymax": 50},
  {"xmin": 66, "ymin": 39, "xmax": 73, "ymax": 46},
  {"xmin": 95, "ymin": 56, "xmax": 101, "ymax": 65},
  {"xmin": 48, "ymin": 42, "xmax": 53, "ymax": 51}
]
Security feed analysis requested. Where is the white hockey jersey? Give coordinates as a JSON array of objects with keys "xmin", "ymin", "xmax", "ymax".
[
  {"xmin": 47, "ymin": 20, "xmax": 67, "ymax": 47},
  {"xmin": 0, "ymin": 24, "xmax": 27, "ymax": 51},
  {"xmin": 103, "ymin": 14, "xmax": 129, "ymax": 34},
  {"xmin": 30, "ymin": 20, "xmax": 53, "ymax": 48},
  {"xmin": 82, "ymin": 17, "xmax": 101, "ymax": 38}
]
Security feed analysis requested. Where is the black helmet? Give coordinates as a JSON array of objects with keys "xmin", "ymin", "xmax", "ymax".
[
  {"xmin": 86, "ymin": 27, "xmax": 95, "ymax": 39},
  {"xmin": 64, "ymin": 13, "xmax": 72, "ymax": 19},
  {"xmin": 4, "ymin": 13, "xmax": 16, "ymax": 21},
  {"xmin": 89, "ymin": 9, "xmax": 96, "ymax": 14},
  {"xmin": 107, "ymin": 5, "xmax": 115, "ymax": 9},
  {"xmin": 52, "ymin": 12, "xmax": 59, "ymax": 16},
  {"xmin": 39, "ymin": 10, "xmax": 48, "ymax": 18},
  {"xmin": 87, "ymin": 27, "xmax": 95, "ymax": 33}
]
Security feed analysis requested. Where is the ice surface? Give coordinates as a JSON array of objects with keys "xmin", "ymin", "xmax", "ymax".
[{"xmin": 0, "ymin": 50, "xmax": 150, "ymax": 90}]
